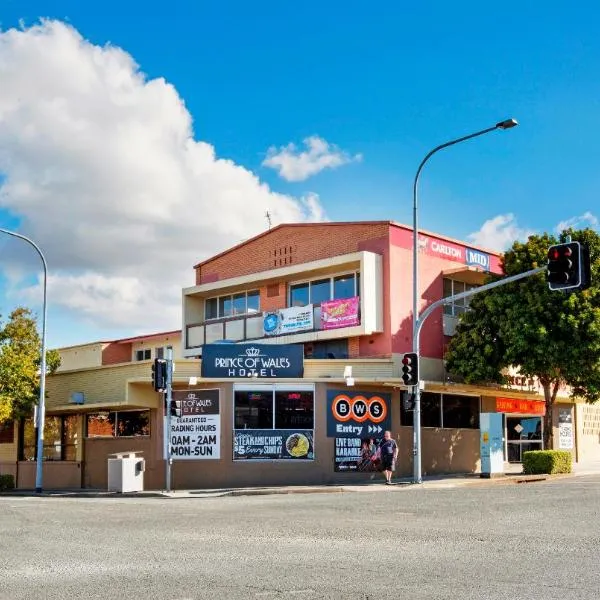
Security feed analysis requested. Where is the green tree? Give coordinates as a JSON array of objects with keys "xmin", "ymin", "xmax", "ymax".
[
  {"xmin": 0, "ymin": 307, "xmax": 61, "ymax": 423},
  {"xmin": 445, "ymin": 228, "xmax": 600, "ymax": 449}
]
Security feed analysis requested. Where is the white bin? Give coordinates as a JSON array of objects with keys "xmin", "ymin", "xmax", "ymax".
[{"xmin": 107, "ymin": 452, "xmax": 145, "ymax": 493}]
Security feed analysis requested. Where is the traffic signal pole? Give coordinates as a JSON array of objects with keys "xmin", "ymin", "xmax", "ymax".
[
  {"xmin": 411, "ymin": 264, "xmax": 545, "ymax": 484},
  {"xmin": 165, "ymin": 346, "xmax": 174, "ymax": 493}
]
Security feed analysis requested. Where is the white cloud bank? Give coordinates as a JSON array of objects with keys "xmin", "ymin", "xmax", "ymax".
[
  {"xmin": 555, "ymin": 211, "xmax": 598, "ymax": 233},
  {"xmin": 467, "ymin": 213, "xmax": 535, "ymax": 251},
  {"xmin": 262, "ymin": 135, "xmax": 362, "ymax": 182},
  {"xmin": 0, "ymin": 20, "xmax": 327, "ymax": 335}
]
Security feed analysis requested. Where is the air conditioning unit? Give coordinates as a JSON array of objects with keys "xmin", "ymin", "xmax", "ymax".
[{"xmin": 70, "ymin": 392, "xmax": 85, "ymax": 405}]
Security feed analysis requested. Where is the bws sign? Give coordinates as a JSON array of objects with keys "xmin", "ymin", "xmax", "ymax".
[{"xmin": 327, "ymin": 390, "xmax": 391, "ymax": 438}]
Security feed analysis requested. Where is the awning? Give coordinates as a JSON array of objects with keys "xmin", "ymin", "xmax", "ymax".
[{"xmin": 442, "ymin": 266, "xmax": 490, "ymax": 285}]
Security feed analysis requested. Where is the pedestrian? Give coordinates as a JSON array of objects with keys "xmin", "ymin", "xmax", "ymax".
[{"xmin": 379, "ymin": 430, "xmax": 398, "ymax": 485}]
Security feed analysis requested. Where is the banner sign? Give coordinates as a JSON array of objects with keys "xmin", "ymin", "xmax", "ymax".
[
  {"xmin": 201, "ymin": 343, "xmax": 304, "ymax": 378},
  {"xmin": 165, "ymin": 389, "xmax": 220, "ymax": 460},
  {"xmin": 558, "ymin": 408, "xmax": 574, "ymax": 450},
  {"xmin": 496, "ymin": 397, "xmax": 546, "ymax": 415},
  {"xmin": 263, "ymin": 305, "xmax": 314, "ymax": 336},
  {"xmin": 326, "ymin": 390, "xmax": 391, "ymax": 438},
  {"xmin": 321, "ymin": 296, "xmax": 360, "ymax": 330},
  {"xmin": 334, "ymin": 437, "xmax": 382, "ymax": 472},
  {"xmin": 233, "ymin": 429, "xmax": 314, "ymax": 460}
]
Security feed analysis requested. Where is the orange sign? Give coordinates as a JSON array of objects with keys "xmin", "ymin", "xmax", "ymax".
[
  {"xmin": 496, "ymin": 398, "xmax": 546, "ymax": 415},
  {"xmin": 331, "ymin": 394, "xmax": 388, "ymax": 423}
]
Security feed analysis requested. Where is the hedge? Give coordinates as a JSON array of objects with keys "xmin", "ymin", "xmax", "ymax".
[
  {"xmin": 522, "ymin": 450, "xmax": 572, "ymax": 475},
  {"xmin": 0, "ymin": 474, "xmax": 15, "ymax": 491}
]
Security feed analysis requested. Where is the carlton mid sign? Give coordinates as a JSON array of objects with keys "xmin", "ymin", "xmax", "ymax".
[
  {"xmin": 201, "ymin": 343, "xmax": 304, "ymax": 378},
  {"xmin": 327, "ymin": 390, "xmax": 391, "ymax": 437}
]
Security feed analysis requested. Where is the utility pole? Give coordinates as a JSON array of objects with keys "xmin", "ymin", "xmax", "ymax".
[{"xmin": 165, "ymin": 346, "xmax": 174, "ymax": 492}]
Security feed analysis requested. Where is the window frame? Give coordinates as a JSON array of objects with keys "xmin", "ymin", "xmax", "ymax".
[
  {"xmin": 85, "ymin": 409, "xmax": 151, "ymax": 439},
  {"xmin": 443, "ymin": 278, "xmax": 478, "ymax": 317},
  {"xmin": 288, "ymin": 272, "xmax": 360, "ymax": 307},
  {"xmin": 204, "ymin": 290, "xmax": 260, "ymax": 321},
  {"xmin": 134, "ymin": 348, "xmax": 151, "ymax": 361},
  {"xmin": 400, "ymin": 392, "xmax": 480, "ymax": 430},
  {"xmin": 19, "ymin": 415, "xmax": 79, "ymax": 461}
]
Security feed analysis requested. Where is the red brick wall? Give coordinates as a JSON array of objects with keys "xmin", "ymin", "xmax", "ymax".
[
  {"xmin": 348, "ymin": 338, "xmax": 360, "ymax": 358},
  {"xmin": 196, "ymin": 223, "xmax": 390, "ymax": 284},
  {"xmin": 260, "ymin": 282, "xmax": 286, "ymax": 312},
  {"xmin": 102, "ymin": 343, "xmax": 132, "ymax": 365}
]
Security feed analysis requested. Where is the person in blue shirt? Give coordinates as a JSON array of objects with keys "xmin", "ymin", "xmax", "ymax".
[{"xmin": 379, "ymin": 430, "xmax": 398, "ymax": 485}]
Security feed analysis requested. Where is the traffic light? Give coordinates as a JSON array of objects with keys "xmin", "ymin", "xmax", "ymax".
[
  {"xmin": 151, "ymin": 358, "xmax": 167, "ymax": 392},
  {"xmin": 401, "ymin": 352, "xmax": 419, "ymax": 386},
  {"xmin": 165, "ymin": 397, "xmax": 182, "ymax": 418},
  {"xmin": 547, "ymin": 241, "xmax": 590, "ymax": 291}
]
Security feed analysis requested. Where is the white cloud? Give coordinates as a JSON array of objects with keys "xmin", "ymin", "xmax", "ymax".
[
  {"xmin": 467, "ymin": 214, "xmax": 535, "ymax": 251},
  {"xmin": 262, "ymin": 135, "xmax": 362, "ymax": 182},
  {"xmin": 0, "ymin": 20, "xmax": 327, "ymax": 337},
  {"xmin": 555, "ymin": 211, "xmax": 598, "ymax": 233}
]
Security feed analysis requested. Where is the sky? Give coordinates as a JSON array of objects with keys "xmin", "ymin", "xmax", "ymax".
[{"xmin": 0, "ymin": 1, "xmax": 599, "ymax": 348}]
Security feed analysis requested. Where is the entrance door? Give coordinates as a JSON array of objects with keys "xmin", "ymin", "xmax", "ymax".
[{"xmin": 506, "ymin": 416, "xmax": 543, "ymax": 463}]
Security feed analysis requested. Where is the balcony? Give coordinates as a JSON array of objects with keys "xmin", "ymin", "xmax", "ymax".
[{"xmin": 186, "ymin": 302, "xmax": 362, "ymax": 351}]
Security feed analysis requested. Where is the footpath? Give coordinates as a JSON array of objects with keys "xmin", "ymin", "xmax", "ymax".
[{"xmin": 4, "ymin": 460, "xmax": 600, "ymax": 499}]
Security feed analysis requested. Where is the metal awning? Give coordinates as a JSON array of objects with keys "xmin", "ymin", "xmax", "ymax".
[{"xmin": 442, "ymin": 266, "xmax": 490, "ymax": 285}]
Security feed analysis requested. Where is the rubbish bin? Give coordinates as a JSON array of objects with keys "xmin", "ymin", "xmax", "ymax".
[{"xmin": 107, "ymin": 452, "xmax": 145, "ymax": 492}]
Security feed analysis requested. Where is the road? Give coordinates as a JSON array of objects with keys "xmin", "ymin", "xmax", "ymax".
[{"xmin": 1, "ymin": 476, "xmax": 599, "ymax": 600}]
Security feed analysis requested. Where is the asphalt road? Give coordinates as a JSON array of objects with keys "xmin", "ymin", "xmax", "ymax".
[{"xmin": 2, "ymin": 476, "xmax": 600, "ymax": 600}]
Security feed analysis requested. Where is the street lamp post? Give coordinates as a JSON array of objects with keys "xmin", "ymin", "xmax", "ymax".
[
  {"xmin": 411, "ymin": 118, "xmax": 518, "ymax": 484},
  {"xmin": 0, "ymin": 228, "xmax": 48, "ymax": 493}
]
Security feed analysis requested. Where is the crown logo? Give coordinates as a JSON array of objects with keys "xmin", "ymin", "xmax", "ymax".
[{"xmin": 245, "ymin": 347, "xmax": 260, "ymax": 357}]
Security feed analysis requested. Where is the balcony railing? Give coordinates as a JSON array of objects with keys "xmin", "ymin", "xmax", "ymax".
[{"xmin": 186, "ymin": 303, "xmax": 361, "ymax": 349}]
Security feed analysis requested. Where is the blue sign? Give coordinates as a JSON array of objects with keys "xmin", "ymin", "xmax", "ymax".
[
  {"xmin": 201, "ymin": 343, "xmax": 304, "ymax": 378},
  {"xmin": 263, "ymin": 313, "xmax": 280, "ymax": 334},
  {"xmin": 466, "ymin": 248, "xmax": 490, "ymax": 271},
  {"xmin": 326, "ymin": 390, "xmax": 392, "ymax": 438}
]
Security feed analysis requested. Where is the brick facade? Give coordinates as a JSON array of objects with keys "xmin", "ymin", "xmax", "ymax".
[
  {"xmin": 101, "ymin": 342, "xmax": 133, "ymax": 366},
  {"xmin": 195, "ymin": 222, "xmax": 390, "ymax": 284}
]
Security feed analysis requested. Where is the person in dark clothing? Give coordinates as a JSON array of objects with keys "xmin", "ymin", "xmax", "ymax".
[{"xmin": 379, "ymin": 430, "xmax": 398, "ymax": 484}]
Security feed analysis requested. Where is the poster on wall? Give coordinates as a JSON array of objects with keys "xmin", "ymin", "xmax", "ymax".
[
  {"xmin": 558, "ymin": 408, "xmax": 574, "ymax": 450},
  {"xmin": 334, "ymin": 437, "xmax": 382, "ymax": 472},
  {"xmin": 326, "ymin": 390, "xmax": 391, "ymax": 438},
  {"xmin": 263, "ymin": 305, "xmax": 314, "ymax": 336},
  {"xmin": 164, "ymin": 389, "xmax": 220, "ymax": 460},
  {"xmin": 233, "ymin": 429, "xmax": 314, "ymax": 460},
  {"xmin": 321, "ymin": 297, "xmax": 360, "ymax": 330}
]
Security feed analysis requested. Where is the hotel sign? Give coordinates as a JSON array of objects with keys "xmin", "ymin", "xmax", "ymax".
[{"xmin": 201, "ymin": 343, "xmax": 304, "ymax": 378}]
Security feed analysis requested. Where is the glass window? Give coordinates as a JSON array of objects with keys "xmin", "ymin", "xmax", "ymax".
[
  {"xmin": 333, "ymin": 274, "xmax": 356, "ymax": 300},
  {"xmin": 0, "ymin": 420, "xmax": 14, "ymax": 444},
  {"xmin": 117, "ymin": 411, "xmax": 150, "ymax": 437},
  {"xmin": 310, "ymin": 279, "xmax": 331, "ymax": 305},
  {"xmin": 421, "ymin": 393, "xmax": 442, "ymax": 428},
  {"xmin": 219, "ymin": 296, "xmax": 233, "ymax": 318},
  {"xmin": 205, "ymin": 298, "xmax": 218, "ymax": 320},
  {"xmin": 62, "ymin": 415, "xmax": 78, "ymax": 461},
  {"xmin": 290, "ymin": 283, "xmax": 309, "ymax": 307},
  {"xmin": 232, "ymin": 293, "xmax": 247, "ymax": 315},
  {"xmin": 400, "ymin": 392, "xmax": 414, "ymax": 427},
  {"xmin": 442, "ymin": 395, "xmax": 479, "ymax": 429},
  {"xmin": 156, "ymin": 347, "xmax": 165, "ymax": 359},
  {"xmin": 135, "ymin": 349, "xmax": 151, "ymax": 361},
  {"xmin": 43, "ymin": 416, "xmax": 63, "ymax": 461},
  {"xmin": 21, "ymin": 419, "xmax": 36, "ymax": 460},
  {"xmin": 87, "ymin": 413, "xmax": 116, "ymax": 437},
  {"xmin": 234, "ymin": 391, "xmax": 273, "ymax": 429},
  {"xmin": 275, "ymin": 391, "xmax": 314, "ymax": 429},
  {"xmin": 247, "ymin": 290, "xmax": 260, "ymax": 313}
]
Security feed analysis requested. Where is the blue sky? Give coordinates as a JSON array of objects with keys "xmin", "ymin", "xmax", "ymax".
[{"xmin": 0, "ymin": 1, "xmax": 598, "ymax": 347}]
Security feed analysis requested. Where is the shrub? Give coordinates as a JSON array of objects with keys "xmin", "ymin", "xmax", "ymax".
[
  {"xmin": 522, "ymin": 450, "xmax": 572, "ymax": 475},
  {"xmin": 0, "ymin": 474, "xmax": 15, "ymax": 491}
]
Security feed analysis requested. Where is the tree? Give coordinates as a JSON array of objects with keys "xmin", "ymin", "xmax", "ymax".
[
  {"xmin": 445, "ymin": 228, "xmax": 600, "ymax": 449},
  {"xmin": 0, "ymin": 307, "xmax": 61, "ymax": 424}
]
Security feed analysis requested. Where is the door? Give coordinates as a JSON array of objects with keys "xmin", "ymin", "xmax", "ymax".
[{"xmin": 506, "ymin": 416, "xmax": 543, "ymax": 463}]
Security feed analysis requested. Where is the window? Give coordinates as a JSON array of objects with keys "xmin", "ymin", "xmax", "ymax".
[
  {"xmin": 205, "ymin": 290, "xmax": 260, "ymax": 320},
  {"xmin": 135, "ymin": 349, "xmax": 151, "ymax": 361},
  {"xmin": 304, "ymin": 339, "xmax": 349, "ymax": 359},
  {"xmin": 234, "ymin": 387, "xmax": 314, "ymax": 430},
  {"xmin": 19, "ymin": 415, "xmax": 79, "ymax": 461},
  {"xmin": 443, "ymin": 279, "xmax": 478, "ymax": 317},
  {"xmin": 155, "ymin": 347, "xmax": 165, "ymax": 359},
  {"xmin": 0, "ymin": 421, "xmax": 14, "ymax": 444},
  {"xmin": 86, "ymin": 410, "xmax": 150, "ymax": 438},
  {"xmin": 401, "ymin": 392, "xmax": 479, "ymax": 429},
  {"xmin": 289, "ymin": 273, "xmax": 359, "ymax": 307}
]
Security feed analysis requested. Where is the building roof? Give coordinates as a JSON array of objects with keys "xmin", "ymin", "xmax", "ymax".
[
  {"xmin": 192, "ymin": 220, "xmax": 503, "ymax": 269},
  {"xmin": 55, "ymin": 329, "xmax": 182, "ymax": 351}
]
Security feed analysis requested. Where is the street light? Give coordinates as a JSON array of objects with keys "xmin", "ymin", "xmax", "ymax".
[
  {"xmin": 0, "ymin": 229, "xmax": 48, "ymax": 494},
  {"xmin": 411, "ymin": 118, "xmax": 518, "ymax": 484}
]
